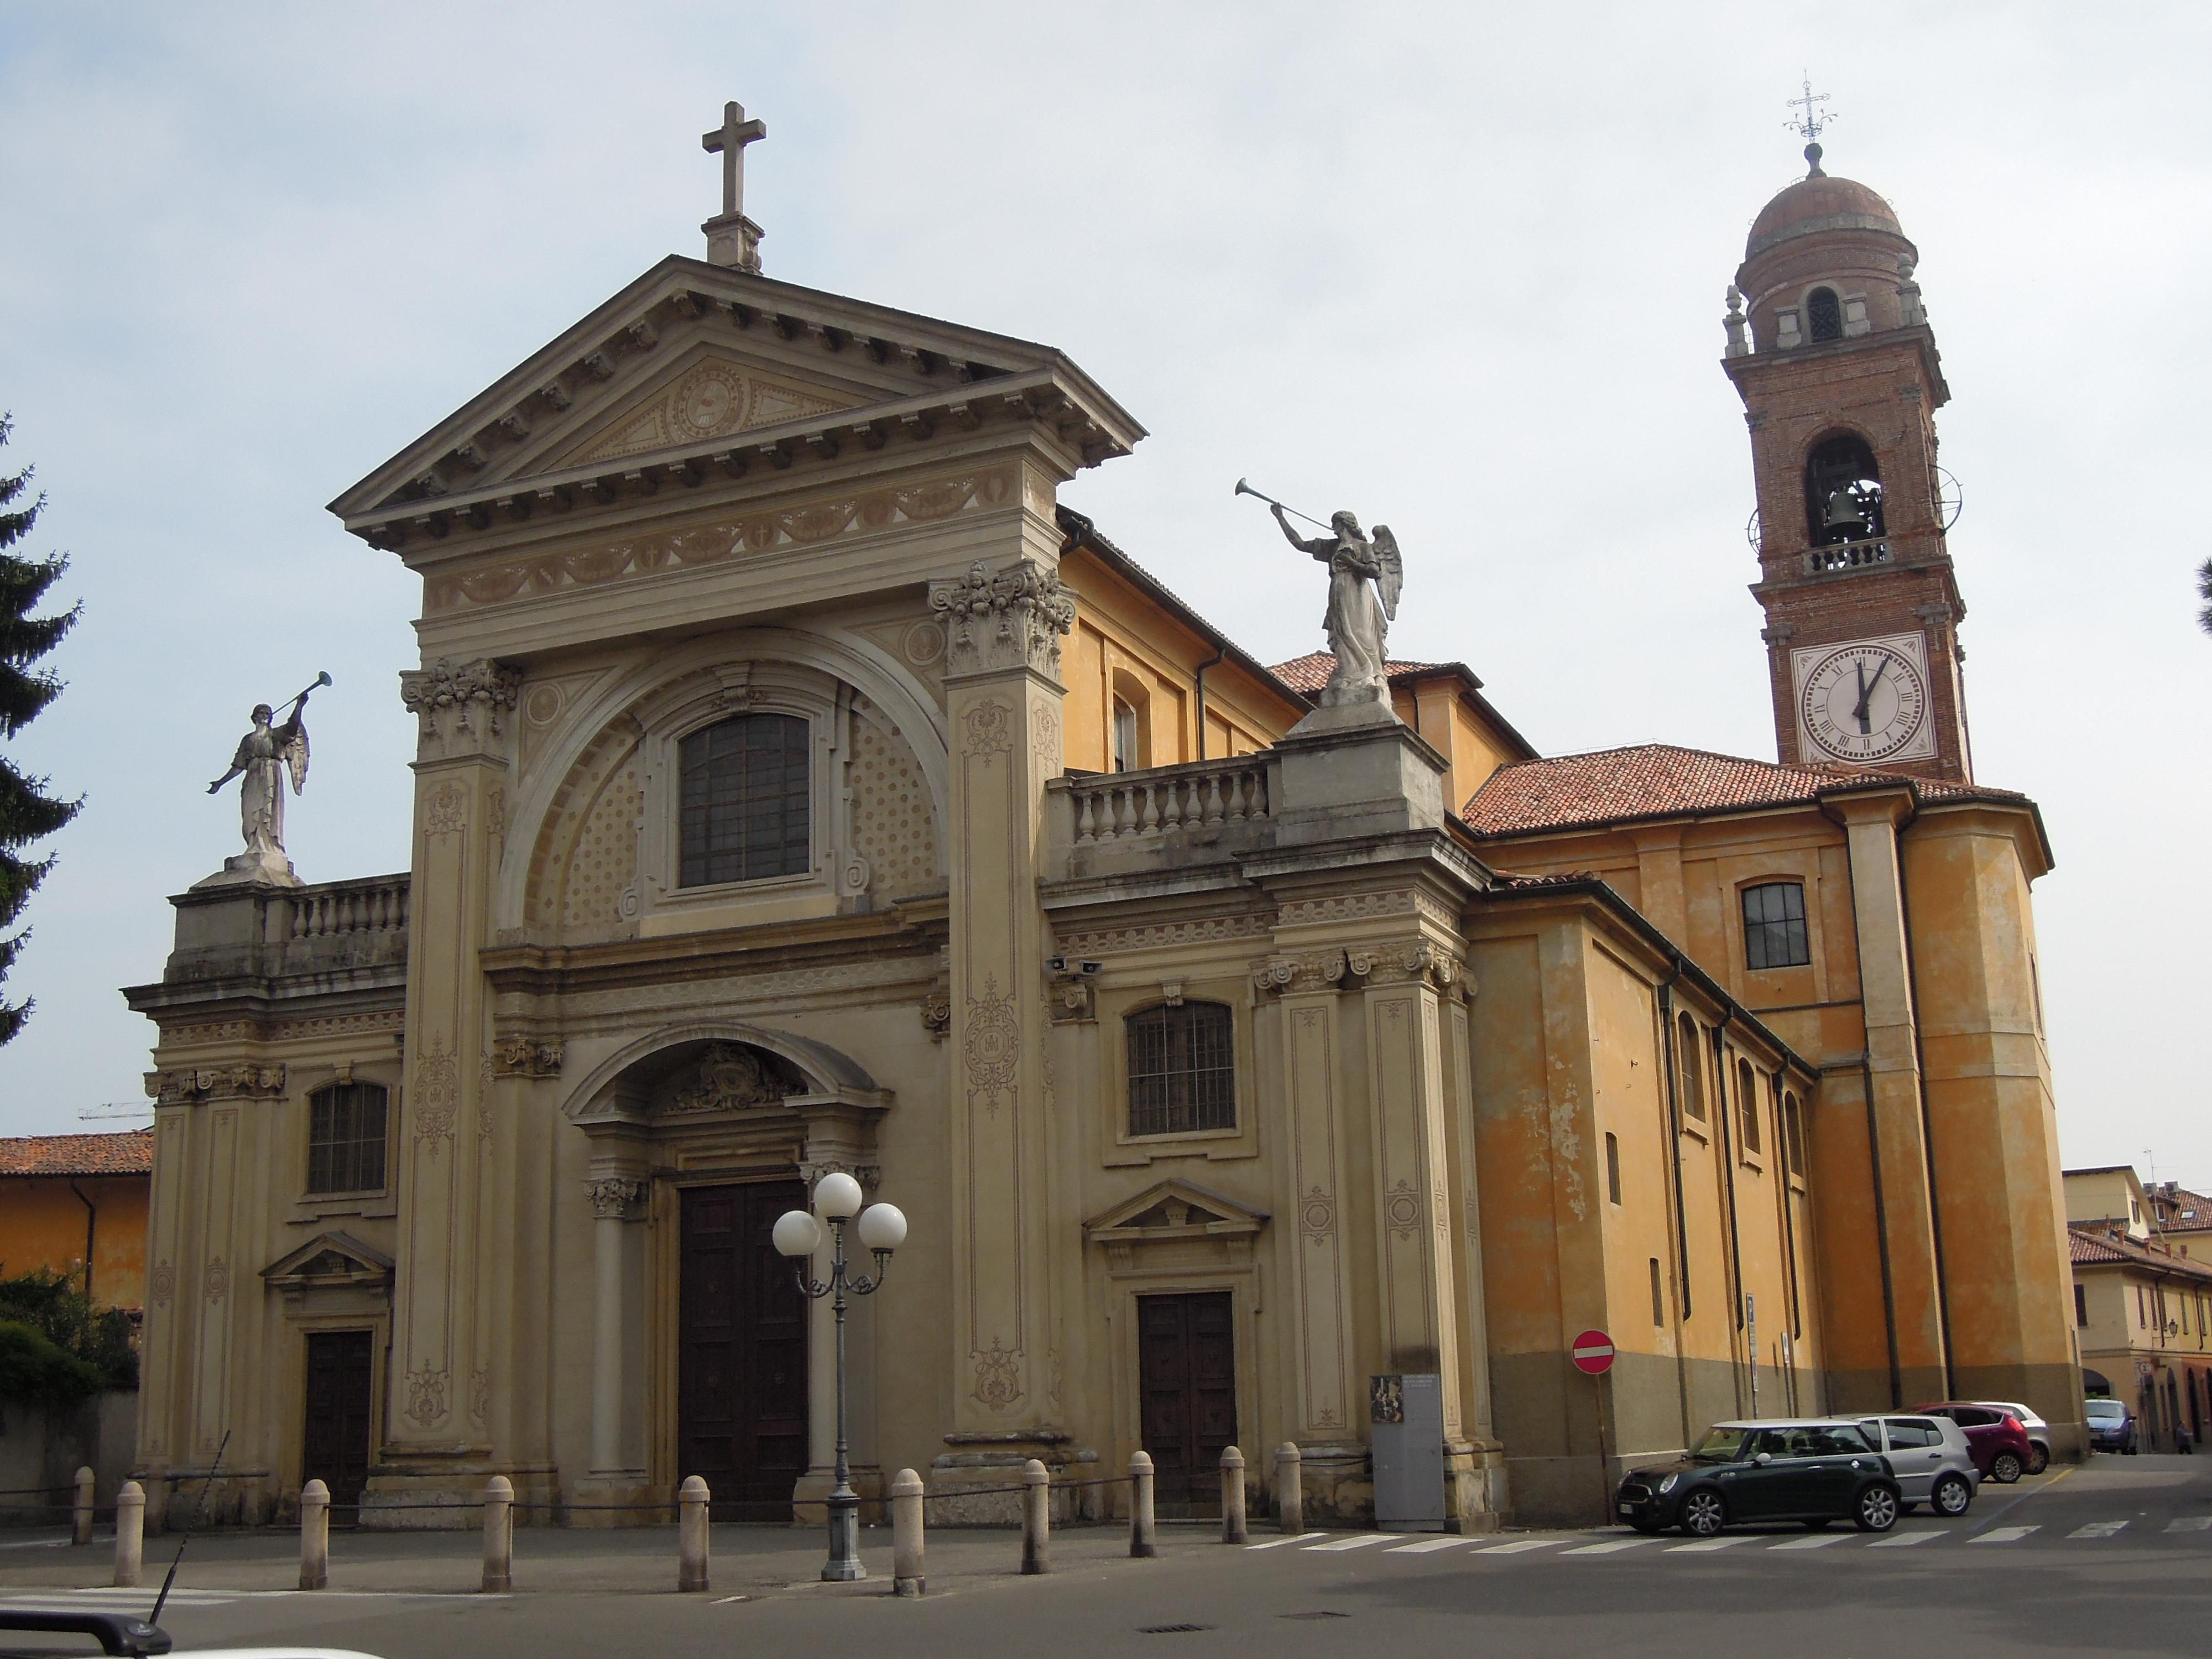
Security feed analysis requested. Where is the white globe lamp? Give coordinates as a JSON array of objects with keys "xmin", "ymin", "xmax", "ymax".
[
  {"xmin": 812, "ymin": 1171, "xmax": 864, "ymax": 1220},
  {"xmin": 772, "ymin": 1209, "xmax": 823, "ymax": 1258},
  {"xmin": 857, "ymin": 1202, "xmax": 907, "ymax": 1253}
]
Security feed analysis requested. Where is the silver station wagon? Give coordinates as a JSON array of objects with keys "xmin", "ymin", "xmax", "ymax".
[{"xmin": 1843, "ymin": 1413, "xmax": 1980, "ymax": 1516}]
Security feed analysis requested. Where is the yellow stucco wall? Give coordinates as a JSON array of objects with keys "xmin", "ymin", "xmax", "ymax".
[{"xmin": 0, "ymin": 1175, "xmax": 150, "ymax": 1310}]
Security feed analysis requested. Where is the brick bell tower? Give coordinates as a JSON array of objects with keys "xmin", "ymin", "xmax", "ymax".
[{"xmin": 1722, "ymin": 135, "xmax": 1971, "ymax": 782}]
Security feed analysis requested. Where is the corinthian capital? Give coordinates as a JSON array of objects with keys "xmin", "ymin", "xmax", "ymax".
[
  {"xmin": 928, "ymin": 558, "xmax": 1076, "ymax": 680},
  {"xmin": 399, "ymin": 657, "xmax": 523, "ymax": 759},
  {"xmin": 585, "ymin": 1176, "xmax": 647, "ymax": 1220}
]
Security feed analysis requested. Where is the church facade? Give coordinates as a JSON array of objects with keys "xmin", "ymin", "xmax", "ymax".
[{"xmin": 123, "ymin": 124, "xmax": 2082, "ymax": 1533}]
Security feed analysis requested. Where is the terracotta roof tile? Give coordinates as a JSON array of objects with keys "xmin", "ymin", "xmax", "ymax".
[
  {"xmin": 1267, "ymin": 652, "xmax": 1446, "ymax": 696},
  {"xmin": 1460, "ymin": 743, "xmax": 2027, "ymax": 837},
  {"xmin": 0, "ymin": 1129, "xmax": 154, "ymax": 1177},
  {"xmin": 2068, "ymin": 1224, "xmax": 2212, "ymax": 1281}
]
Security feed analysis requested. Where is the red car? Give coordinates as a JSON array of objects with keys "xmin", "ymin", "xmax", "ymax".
[{"xmin": 1913, "ymin": 1402, "xmax": 2033, "ymax": 1483}]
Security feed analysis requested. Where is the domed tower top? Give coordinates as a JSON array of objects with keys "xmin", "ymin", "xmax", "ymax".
[{"xmin": 1731, "ymin": 144, "xmax": 1924, "ymax": 354}]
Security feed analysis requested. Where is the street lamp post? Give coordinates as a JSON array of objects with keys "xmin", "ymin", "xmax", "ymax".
[{"xmin": 773, "ymin": 1172, "xmax": 906, "ymax": 1582}]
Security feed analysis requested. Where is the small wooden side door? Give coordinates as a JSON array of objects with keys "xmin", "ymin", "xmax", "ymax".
[
  {"xmin": 302, "ymin": 1329, "xmax": 375, "ymax": 1512},
  {"xmin": 1137, "ymin": 1291, "xmax": 1237, "ymax": 1516}
]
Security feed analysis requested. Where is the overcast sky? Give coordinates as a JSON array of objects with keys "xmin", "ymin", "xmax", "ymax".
[{"xmin": 1, "ymin": 3, "xmax": 2205, "ymax": 1188}]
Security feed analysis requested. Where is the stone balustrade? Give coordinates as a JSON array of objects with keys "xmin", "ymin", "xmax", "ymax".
[
  {"xmin": 1047, "ymin": 754, "xmax": 1282, "ymax": 882},
  {"xmin": 288, "ymin": 875, "xmax": 411, "ymax": 940},
  {"xmin": 1803, "ymin": 536, "xmax": 1891, "ymax": 575}
]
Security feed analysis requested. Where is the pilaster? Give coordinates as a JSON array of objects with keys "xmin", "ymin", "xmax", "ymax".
[
  {"xmin": 367, "ymin": 657, "xmax": 520, "ymax": 1525},
  {"xmin": 927, "ymin": 554, "xmax": 1076, "ymax": 1510}
]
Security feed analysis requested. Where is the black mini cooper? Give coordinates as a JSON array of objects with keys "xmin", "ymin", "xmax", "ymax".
[{"xmin": 1615, "ymin": 1420, "xmax": 1902, "ymax": 1537}]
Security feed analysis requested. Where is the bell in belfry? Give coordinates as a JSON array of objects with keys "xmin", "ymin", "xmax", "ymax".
[{"xmin": 1824, "ymin": 484, "xmax": 1870, "ymax": 536}]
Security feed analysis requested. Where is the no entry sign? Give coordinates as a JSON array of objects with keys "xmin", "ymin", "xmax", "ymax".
[{"xmin": 1571, "ymin": 1329, "xmax": 1616, "ymax": 1375}]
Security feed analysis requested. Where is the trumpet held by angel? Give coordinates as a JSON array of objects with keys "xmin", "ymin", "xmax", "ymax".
[
  {"xmin": 207, "ymin": 673, "xmax": 328, "ymax": 865},
  {"xmin": 1260, "ymin": 495, "xmax": 1402, "ymax": 702}
]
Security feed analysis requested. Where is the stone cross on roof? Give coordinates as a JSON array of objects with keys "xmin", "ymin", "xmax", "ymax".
[{"xmin": 701, "ymin": 99, "xmax": 768, "ymax": 272}]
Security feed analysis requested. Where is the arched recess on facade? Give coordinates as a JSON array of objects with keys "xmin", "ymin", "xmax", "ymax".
[{"xmin": 497, "ymin": 624, "xmax": 949, "ymax": 933}]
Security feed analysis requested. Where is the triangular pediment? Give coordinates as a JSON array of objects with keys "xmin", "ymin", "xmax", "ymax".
[
  {"xmin": 328, "ymin": 256, "xmax": 1144, "ymax": 541},
  {"xmin": 1083, "ymin": 1179, "xmax": 1269, "ymax": 1243},
  {"xmin": 262, "ymin": 1230, "xmax": 395, "ymax": 1290}
]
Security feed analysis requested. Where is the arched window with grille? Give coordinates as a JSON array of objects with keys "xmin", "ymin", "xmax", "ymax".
[
  {"xmin": 678, "ymin": 713, "xmax": 811, "ymax": 887},
  {"xmin": 1807, "ymin": 286, "xmax": 1844, "ymax": 342},
  {"xmin": 1126, "ymin": 1001, "xmax": 1235, "ymax": 1137},
  {"xmin": 307, "ymin": 1081, "xmax": 389, "ymax": 1194},
  {"xmin": 1736, "ymin": 1059, "xmax": 1762, "ymax": 1155},
  {"xmin": 1782, "ymin": 1091, "xmax": 1807, "ymax": 1178}
]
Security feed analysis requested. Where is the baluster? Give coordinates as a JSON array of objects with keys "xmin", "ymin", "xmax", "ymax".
[
  {"xmin": 1202, "ymin": 772, "xmax": 1224, "ymax": 828},
  {"xmin": 1097, "ymin": 786, "xmax": 1120, "ymax": 842},
  {"xmin": 1076, "ymin": 791, "xmax": 1097, "ymax": 845},
  {"xmin": 1138, "ymin": 783, "xmax": 1159, "ymax": 836},
  {"xmin": 1159, "ymin": 778, "xmax": 1183, "ymax": 832},
  {"xmin": 1250, "ymin": 768, "xmax": 1269, "ymax": 818},
  {"xmin": 1225, "ymin": 771, "xmax": 1249, "ymax": 823}
]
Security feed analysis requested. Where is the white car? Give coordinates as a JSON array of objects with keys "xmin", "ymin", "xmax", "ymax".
[
  {"xmin": 1846, "ymin": 1413, "xmax": 1980, "ymax": 1516},
  {"xmin": 1972, "ymin": 1400, "xmax": 2053, "ymax": 1473}
]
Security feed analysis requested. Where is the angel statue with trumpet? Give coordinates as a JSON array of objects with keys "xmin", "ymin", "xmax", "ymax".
[
  {"xmin": 1239, "ymin": 479, "xmax": 1402, "ymax": 706},
  {"xmin": 198, "ymin": 671, "xmax": 331, "ymax": 888}
]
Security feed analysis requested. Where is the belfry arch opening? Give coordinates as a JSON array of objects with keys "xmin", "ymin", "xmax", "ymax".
[{"xmin": 1804, "ymin": 433, "xmax": 1885, "ymax": 546}]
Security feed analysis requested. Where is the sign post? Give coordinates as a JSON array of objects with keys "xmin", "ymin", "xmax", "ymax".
[
  {"xmin": 1746, "ymin": 1294, "xmax": 1759, "ymax": 1418},
  {"xmin": 1572, "ymin": 1329, "xmax": 1617, "ymax": 1524}
]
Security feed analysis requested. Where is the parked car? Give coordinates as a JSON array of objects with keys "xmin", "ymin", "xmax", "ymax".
[
  {"xmin": 1913, "ymin": 1402, "xmax": 2033, "ymax": 1482},
  {"xmin": 1973, "ymin": 1400, "xmax": 2053, "ymax": 1473},
  {"xmin": 1846, "ymin": 1414, "xmax": 1980, "ymax": 1515},
  {"xmin": 2085, "ymin": 1396, "xmax": 2138, "ymax": 1454},
  {"xmin": 1616, "ymin": 1419, "xmax": 1901, "ymax": 1537}
]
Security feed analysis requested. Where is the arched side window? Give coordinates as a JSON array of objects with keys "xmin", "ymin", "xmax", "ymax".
[
  {"xmin": 1676, "ymin": 1013, "xmax": 1706, "ymax": 1122},
  {"xmin": 677, "ymin": 713, "xmax": 810, "ymax": 888},
  {"xmin": 1782, "ymin": 1091, "xmax": 1807, "ymax": 1178},
  {"xmin": 1736, "ymin": 1060, "xmax": 1762, "ymax": 1155},
  {"xmin": 1127, "ymin": 1001, "xmax": 1235, "ymax": 1137},
  {"xmin": 1803, "ymin": 434, "xmax": 1886, "ymax": 547},
  {"xmin": 1743, "ymin": 881, "xmax": 1811, "ymax": 969},
  {"xmin": 1807, "ymin": 286, "xmax": 1844, "ymax": 343},
  {"xmin": 307, "ymin": 1081, "xmax": 388, "ymax": 1194}
]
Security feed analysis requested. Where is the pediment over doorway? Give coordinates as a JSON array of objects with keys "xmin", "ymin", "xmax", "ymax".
[
  {"xmin": 262, "ymin": 1232, "xmax": 395, "ymax": 1294},
  {"xmin": 1082, "ymin": 1179, "xmax": 1268, "ymax": 1245},
  {"xmin": 564, "ymin": 1021, "xmax": 892, "ymax": 1130}
]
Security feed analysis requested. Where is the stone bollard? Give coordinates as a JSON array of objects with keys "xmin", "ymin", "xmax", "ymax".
[
  {"xmin": 1220, "ymin": 1446, "xmax": 1248, "ymax": 1545},
  {"xmin": 890, "ymin": 1467, "xmax": 925, "ymax": 1597},
  {"xmin": 298, "ymin": 1480, "xmax": 330, "ymax": 1590},
  {"xmin": 481, "ymin": 1475, "xmax": 514, "ymax": 1594},
  {"xmin": 1020, "ymin": 1458, "xmax": 1050, "ymax": 1575},
  {"xmin": 677, "ymin": 1476, "xmax": 710, "ymax": 1593},
  {"xmin": 71, "ymin": 1467, "xmax": 95, "ymax": 1546},
  {"xmin": 1128, "ymin": 1449, "xmax": 1157, "ymax": 1558},
  {"xmin": 1275, "ymin": 1442, "xmax": 1304, "ymax": 1535},
  {"xmin": 113, "ymin": 1481, "xmax": 144, "ymax": 1589}
]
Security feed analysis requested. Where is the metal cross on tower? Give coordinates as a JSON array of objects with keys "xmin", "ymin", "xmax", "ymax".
[
  {"xmin": 1784, "ymin": 74, "xmax": 1837, "ymax": 176},
  {"xmin": 703, "ymin": 100, "xmax": 768, "ymax": 220}
]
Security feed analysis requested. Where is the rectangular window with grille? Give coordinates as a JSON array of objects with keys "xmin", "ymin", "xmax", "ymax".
[
  {"xmin": 1742, "ymin": 881, "xmax": 1811, "ymax": 970},
  {"xmin": 1126, "ymin": 1003, "xmax": 1236, "ymax": 1137},
  {"xmin": 679, "ymin": 714, "xmax": 811, "ymax": 888},
  {"xmin": 307, "ymin": 1082, "xmax": 388, "ymax": 1195}
]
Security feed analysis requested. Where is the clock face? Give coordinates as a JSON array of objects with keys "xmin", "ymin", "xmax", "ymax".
[{"xmin": 1796, "ymin": 638, "xmax": 1931, "ymax": 763}]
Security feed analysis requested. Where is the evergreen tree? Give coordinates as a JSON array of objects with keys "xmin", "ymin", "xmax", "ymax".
[
  {"xmin": 2199, "ymin": 557, "xmax": 2212, "ymax": 638},
  {"xmin": 0, "ymin": 415, "xmax": 81, "ymax": 1046}
]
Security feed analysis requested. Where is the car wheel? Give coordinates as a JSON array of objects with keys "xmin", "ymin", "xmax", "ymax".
[
  {"xmin": 2026, "ymin": 1443, "xmax": 2050, "ymax": 1476},
  {"xmin": 1679, "ymin": 1489, "xmax": 1726, "ymax": 1537},
  {"xmin": 1931, "ymin": 1473, "xmax": 1973, "ymax": 1517},
  {"xmin": 1853, "ymin": 1483, "xmax": 1901, "ymax": 1533},
  {"xmin": 1990, "ymin": 1451, "xmax": 2023, "ymax": 1484}
]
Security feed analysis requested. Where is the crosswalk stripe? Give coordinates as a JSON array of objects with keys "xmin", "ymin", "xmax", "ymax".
[
  {"xmin": 1969, "ymin": 1525, "xmax": 2039, "ymax": 1544},
  {"xmin": 1867, "ymin": 1530, "xmax": 1941, "ymax": 1547},
  {"xmin": 1666, "ymin": 1537, "xmax": 1746, "ymax": 1552},
  {"xmin": 1769, "ymin": 1533, "xmax": 1849, "ymax": 1550},
  {"xmin": 1303, "ymin": 1534, "xmax": 1394, "ymax": 1552},
  {"xmin": 1244, "ymin": 1533, "xmax": 1327, "ymax": 1550},
  {"xmin": 1385, "ymin": 1536, "xmax": 1475, "ymax": 1554},
  {"xmin": 2069, "ymin": 1521, "xmax": 2128, "ymax": 1539},
  {"xmin": 1471, "ymin": 1538, "xmax": 1562, "ymax": 1554},
  {"xmin": 2166, "ymin": 1516, "xmax": 2212, "ymax": 1533},
  {"xmin": 1560, "ymin": 1538, "xmax": 1651, "ymax": 1555}
]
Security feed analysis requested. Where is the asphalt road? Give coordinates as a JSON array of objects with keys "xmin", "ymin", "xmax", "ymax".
[{"xmin": 5, "ymin": 1455, "xmax": 2208, "ymax": 1659}]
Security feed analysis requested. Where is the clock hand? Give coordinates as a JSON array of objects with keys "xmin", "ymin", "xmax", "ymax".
[{"xmin": 1852, "ymin": 658, "xmax": 1890, "ymax": 734}]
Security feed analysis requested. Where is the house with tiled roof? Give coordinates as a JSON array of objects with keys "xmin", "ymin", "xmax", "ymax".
[
  {"xmin": 2063, "ymin": 1166, "xmax": 2212, "ymax": 1449},
  {"xmin": 119, "ymin": 113, "xmax": 2082, "ymax": 1539},
  {"xmin": 0, "ymin": 1129, "xmax": 152, "ymax": 1310}
]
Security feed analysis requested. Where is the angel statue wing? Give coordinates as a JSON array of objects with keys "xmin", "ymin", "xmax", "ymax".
[
  {"xmin": 1371, "ymin": 525, "xmax": 1404, "ymax": 622},
  {"xmin": 283, "ymin": 716, "xmax": 311, "ymax": 795}
]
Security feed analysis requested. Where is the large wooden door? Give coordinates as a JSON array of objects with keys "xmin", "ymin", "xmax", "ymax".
[
  {"xmin": 302, "ymin": 1330, "xmax": 375, "ymax": 1512},
  {"xmin": 1137, "ymin": 1291, "xmax": 1237, "ymax": 1516},
  {"xmin": 678, "ymin": 1181, "xmax": 810, "ymax": 1520}
]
